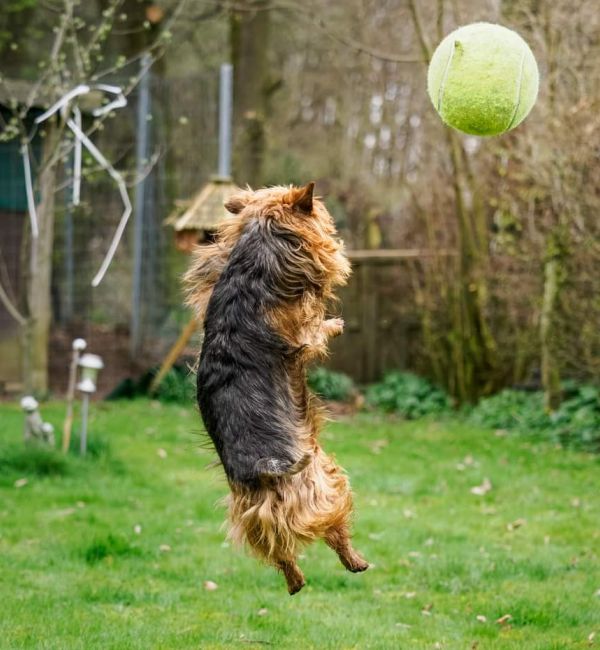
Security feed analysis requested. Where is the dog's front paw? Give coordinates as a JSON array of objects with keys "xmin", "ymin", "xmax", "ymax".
[{"xmin": 324, "ymin": 317, "xmax": 344, "ymax": 338}]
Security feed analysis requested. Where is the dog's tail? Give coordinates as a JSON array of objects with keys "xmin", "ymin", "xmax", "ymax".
[{"xmin": 254, "ymin": 452, "xmax": 312, "ymax": 480}]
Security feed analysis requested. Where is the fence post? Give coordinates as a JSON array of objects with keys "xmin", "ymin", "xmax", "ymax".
[{"xmin": 131, "ymin": 53, "xmax": 152, "ymax": 357}]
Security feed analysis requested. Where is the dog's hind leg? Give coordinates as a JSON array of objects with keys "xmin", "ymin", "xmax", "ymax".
[
  {"xmin": 276, "ymin": 559, "xmax": 306, "ymax": 595},
  {"xmin": 325, "ymin": 525, "xmax": 369, "ymax": 573}
]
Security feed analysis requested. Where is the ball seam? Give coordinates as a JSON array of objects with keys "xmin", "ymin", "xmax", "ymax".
[
  {"xmin": 436, "ymin": 39, "xmax": 457, "ymax": 113},
  {"xmin": 506, "ymin": 47, "xmax": 527, "ymax": 131}
]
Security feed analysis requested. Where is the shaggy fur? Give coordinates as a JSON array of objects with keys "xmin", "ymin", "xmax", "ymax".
[{"xmin": 185, "ymin": 183, "xmax": 368, "ymax": 594}]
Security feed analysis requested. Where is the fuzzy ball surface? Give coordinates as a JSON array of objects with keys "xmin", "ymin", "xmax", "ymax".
[{"xmin": 427, "ymin": 22, "xmax": 539, "ymax": 136}]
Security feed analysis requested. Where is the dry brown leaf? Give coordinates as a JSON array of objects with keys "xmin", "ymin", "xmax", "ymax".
[
  {"xmin": 421, "ymin": 603, "xmax": 433, "ymax": 616},
  {"xmin": 496, "ymin": 614, "xmax": 512, "ymax": 625},
  {"xmin": 476, "ymin": 615, "xmax": 487, "ymax": 623},
  {"xmin": 507, "ymin": 518, "xmax": 527, "ymax": 532}
]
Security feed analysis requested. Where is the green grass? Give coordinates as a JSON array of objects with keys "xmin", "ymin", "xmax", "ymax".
[{"xmin": 0, "ymin": 400, "xmax": 599, "ymax": 649}]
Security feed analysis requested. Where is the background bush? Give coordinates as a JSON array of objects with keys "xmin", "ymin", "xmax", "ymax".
[
  {"xmin": 468, "ymin": 382, "xmax": 600, "ymax": 452},
  {"xmin": 307, "ymin": 367, "xmax": 356, "ymax": 402},
  {"xmin": 366, "ymin": 372, "xmax": 452, "ymax": 418}
]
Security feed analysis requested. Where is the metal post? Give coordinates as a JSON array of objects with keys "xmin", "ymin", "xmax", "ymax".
[
  {"xmin": 80, "ymin": 392, "xmax": 89, "ymax": 455},
  {"xmin": 131, "ymin": 53, "xmax": 152, "ymax": 356},
  {"xmin": 218, "ymin": 63, "xmax": 233, "ymax": 179}
]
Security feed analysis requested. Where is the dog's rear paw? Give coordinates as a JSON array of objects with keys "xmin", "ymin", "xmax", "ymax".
[
  {"xmin": 348, "ymin": 559, "xmax": 370, "ymax": 573},
  {"xmin": 288, "ymin": 578, "xmax": 306, "ymax": 595}
]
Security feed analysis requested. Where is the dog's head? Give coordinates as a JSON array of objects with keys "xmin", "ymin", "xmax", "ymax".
[
  {"xmin": 185, "ymin": 183, "xmax": 350, "ymax": 318},
  {"xmin": 222, "ymin": 183, "xmax": 351, "ymax": 296}
]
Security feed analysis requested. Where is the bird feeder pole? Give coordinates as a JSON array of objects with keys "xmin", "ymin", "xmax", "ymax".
[{"xmin": 63, "ymin": 338, "xmax": 87, "ymax": 453}]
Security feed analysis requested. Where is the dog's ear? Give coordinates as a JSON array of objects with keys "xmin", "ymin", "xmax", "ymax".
[
  {"xmin": 287, "ymin": 182, "xmax": 315, "ymax": 215},
  {"xmin": 224, "ymin": 190, "xmax": 251, "ymax": 214}
]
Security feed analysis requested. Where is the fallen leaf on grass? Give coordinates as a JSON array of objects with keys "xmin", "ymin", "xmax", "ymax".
[
  {"xmin": 421, "ymin": 603, "xmax": 433, "ymax": 616},
  {"xmin": 496, "ymin": 614, "xmax": 512, "ymax": 625},
  {"xmin": 471, "ymin": 478, "xmax": 492, "ymax": 496},
  {"xmin": 157, "ymin": 448, "xmax": 168, "ymax": 459},
  {"xmin": 370, "ymin": 439, "xmax": 388, "ymax": 455},
  {"xmin": 134, "ymin": 525, "xmax": 142, "ymax": 535},
  {"xmin": 257, "ymin": 608, "xmax": 268, "ymax": 616},
  {"xmin": 572, "ymin": 498, "xmax": 581, "ymax": 508},
  {"xmin": 506, "ymin": 518, "xmax": 527, "ymax": 532},
  {"xmin": 14, "ymin": 478, "xmax": 28, "ymax": 488},
  {"xmin": 403, "ymin": 591, "xmax": 416, "ymax": 599},
  {"xmin": 476, "ymin": 615, "xmax": 487, "ymax": 623},
  {"xmin": 588, "ymin": 632, "xmax": 596, "ymax": 645},
  {"xmin": 204, "ymin": 580, "xmax": 218, "ymax": 591},
  {"xmin": 159, "ymin": 544, "xmax": 171, "ymax": 552},
  {"xmin": 394, "ymin": 622, "xmax": 411, "ymax": 629},
  {"xmin": 594, "ymin": 588, "xmax": 600, "ymax": 598}
]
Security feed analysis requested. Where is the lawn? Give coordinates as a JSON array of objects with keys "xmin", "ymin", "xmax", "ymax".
[{"xmin": 0, "ymin": 399, "xmax": 598, "ymax": 649}]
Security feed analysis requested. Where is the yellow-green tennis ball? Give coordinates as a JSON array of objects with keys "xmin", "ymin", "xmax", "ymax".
[{"xmin": 427, "ymin": 22, "xmax": 539, "ymax": 136}]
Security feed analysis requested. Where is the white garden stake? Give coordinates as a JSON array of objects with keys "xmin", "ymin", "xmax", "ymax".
[
  {"xmin": 62, "ymin": 338, "xmax": 87, "ymax": 453},
  {"xmin": 76, "ymin": 353, "xmax": 104, "ymax": 455}
]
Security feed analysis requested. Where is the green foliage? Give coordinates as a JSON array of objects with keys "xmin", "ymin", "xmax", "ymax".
[
  {"xmin": 468, "ymin": 383, "xmax": 600, "ymax": 452},
  {"xmin": 550, "ymin": 382, "xmax": 600, "ymax": 451},
  {"xmin": 155, "ymin": 368, "xmax": 195, "ymax": 404},
  {"xmin": 84, "ymin": 534, "xmax": 141, "ymax": 565},
  {"xmin": 307, "ymin": 366, "xmax": 356, "ymax": 402},
  {"xmin": 67, "ymin": 432, "xmax": 112, "ymax": 459},
  {"xmin": 0, "ymin": 443, "xmax": 68, "ymax": 479},
  {"xmin": 366, "ymin": 371, "xmax": 452, "ymax": 418},
  {"xmin": 467, "ymin": 389, "xmax": 548, "ymax": 431}
]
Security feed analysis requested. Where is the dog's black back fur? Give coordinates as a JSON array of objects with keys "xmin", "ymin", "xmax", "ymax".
[{"xmin": 197, "ymin": 219, "xmax": 306, "ymax": 488}]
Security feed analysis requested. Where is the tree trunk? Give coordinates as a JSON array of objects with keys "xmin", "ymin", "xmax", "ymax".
[
  {"xmin": 540, "ymin": 233, "xmax": 564, "ymax": 411},
  {"xmin": 23, "ymin": 122, "xmax": 60, "ymax": 396},
  {"xmin": 230, "ymin": 0, "xmax": 270, "ymax": 187}
]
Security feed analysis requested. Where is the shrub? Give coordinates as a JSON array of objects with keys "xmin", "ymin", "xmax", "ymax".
[
  {"xmin": 468, "ymin": 383, "xmax": 600, "ymax": 452},
  {"xmin": 156, "ymin": 368, "xmax": 195, "ymax": 404},
  {"xmin": 366, "ymin": 372, "xmax": 452, "ymax": 418},
  {"xmin": 467, "ymin": 389, "xmax": 548, "ymax": 431},
  {"xmin": 550, "ymin": 383, "xmax": 600, "ymax": 451},
  {"xmin": 307, "ymin": 367, "xmax": 356, "ymax": 402}
]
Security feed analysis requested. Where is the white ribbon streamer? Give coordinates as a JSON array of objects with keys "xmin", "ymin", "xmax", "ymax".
[
  {"xmin": 23, "ymin": 83, "xmax": 130, "ymax": 285},
  {"xmin": 20, "ymin": 142, "xmax": 39, "ymax": 239}
]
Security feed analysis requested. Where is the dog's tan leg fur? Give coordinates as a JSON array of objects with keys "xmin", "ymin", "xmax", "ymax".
[
  {"xmin": 325, "ymin": 525, "xmax": 369, "ymax": 573},
  {"xmin": 277, "ymin": 559, "xmax": 306, "ymax": 595}
]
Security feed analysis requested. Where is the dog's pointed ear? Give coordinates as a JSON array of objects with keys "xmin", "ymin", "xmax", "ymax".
[
  {"xmin": 224, "ymin": 190, "xmax": 250, "ymax": 214},
  {"xmin": 291, "ymin": 182, "xmax": 315, "ymax": 214}
]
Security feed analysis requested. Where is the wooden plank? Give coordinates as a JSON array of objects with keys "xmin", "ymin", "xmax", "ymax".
[{"xmin": 348, "ymin": 249, "xmax": 456, "ymax": 263}]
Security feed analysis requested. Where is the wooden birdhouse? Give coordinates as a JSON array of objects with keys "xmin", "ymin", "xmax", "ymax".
[{"xmin": 166, "ymin": 175, "xmax": 237, "ymax": 253}]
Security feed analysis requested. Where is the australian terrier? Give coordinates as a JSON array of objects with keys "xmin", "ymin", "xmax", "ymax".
[{"xmin": 185, "ymin": 182, "xmax": 368, "ymax": 594}]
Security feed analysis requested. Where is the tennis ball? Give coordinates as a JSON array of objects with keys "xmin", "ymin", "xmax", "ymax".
[{"xmin": 427, "ymin": 22, "xmax": 539, "ymax": 136}]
